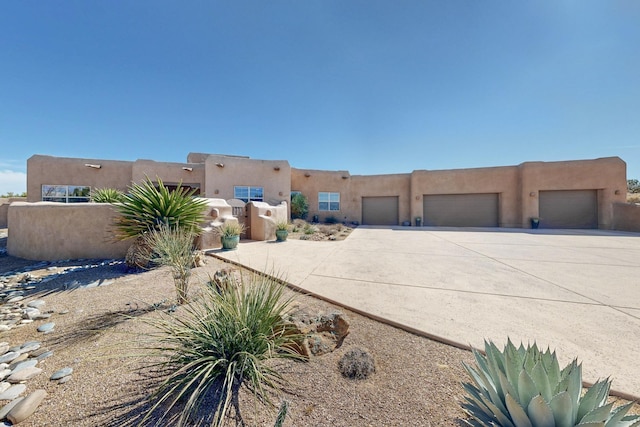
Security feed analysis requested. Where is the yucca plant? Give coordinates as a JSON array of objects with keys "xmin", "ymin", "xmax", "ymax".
[
  {"xmin": 139, "ymin": 272, "xmax": 306, "ymax": 427},
  {"xmin": 462, "ymin": 340, "xmax": 640, "ymax": 427},
  {"xmin": 143, "ymin": 224, "xmax": 196, "ymax": 305},
  {"xmin": 91, "ymin": 187, "xmax": 125, "ymax": 203},
  {"xmin": 114, "ymin": 177, "xmax": 207, "ymax": 240}
]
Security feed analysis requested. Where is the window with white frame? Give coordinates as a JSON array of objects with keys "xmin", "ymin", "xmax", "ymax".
[
  {"xmin": 233, "ymin": 186, "xmax": 264, "ymax": 203},
  {"xmin": 42, "ymin": 185, "xmax": 91, "ymax": 203},
  {"xmin": 319, "ymin": 192, "xmax": 340, "ymax": 211}
]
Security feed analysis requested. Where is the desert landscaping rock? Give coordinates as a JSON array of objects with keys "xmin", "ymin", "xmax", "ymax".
[
  {"xmin": 7, "ymin": 389, "xmax": 47, "ymax": 424},
  {"xmin": 35, "ymin": 351, "xmax": 53, "ymax": 361},
  {"xmin": 58, "ymin": 375, "xmax": 72, "ymax": 384},
  {"xmin": 26, "ymin": 300, "xmax": 45, "ymax": 309},
  {"xmin": 50, "ymin": 367, "xmax": 73, "ymax": 380},
  {"xmin": 0, "ymin": 397, "xmax": 23, "ymax": 420},
  {"xmin": 0, "ymin": 353, "xmax": 19, "ymax": 365},
  {"xmin": 36, "ymin": 323, "xmax": 54, "ymax": 333},
  {"xmin": 0, "ymin": 384, "xmax": 26, "ymax": 401},
  {"xmin": 7, "ymin": 366, "xmax": 42, "ymax": 383},
  {"xmin": 8, "ymin": 359, "xmax": 37, "ymax": 374},
  {"xmin": 16, "ymin": 342, "xmax": 40, "ymax": 354},
  {"xmin": 0, "ymin": 383, "xmax": 9, "ymax": 394}
]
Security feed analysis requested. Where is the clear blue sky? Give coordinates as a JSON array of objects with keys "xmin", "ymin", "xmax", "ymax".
[{"xmin": 1, "ymin": 1, "xmax": 639, "ymax": 195}]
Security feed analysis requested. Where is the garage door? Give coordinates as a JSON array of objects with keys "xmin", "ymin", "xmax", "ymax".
[
  {"xmin": 423, "ymin": 193, "xmax": 499, "ymax": 227},
  {"xmin": 362, "ymin": 196, "xmax": 399, "ymax": 226},
  {"xmin": 538, "ymin": 190, "xmax": 598, "ymax": 229}
]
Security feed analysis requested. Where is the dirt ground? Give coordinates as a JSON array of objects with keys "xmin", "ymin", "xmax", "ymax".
[{"xmin": 0, "ymin": 228, "xmax": 636, "ymax": 426}]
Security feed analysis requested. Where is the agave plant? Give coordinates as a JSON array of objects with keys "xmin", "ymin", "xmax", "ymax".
[
  {"xmin": 91, "ymin": 187, "xmax": 126, "ymax": 203},
  {"xmin": 462, "ymin": 340, "xmax": 640, "ymax": 427},
  {"xmin": 114, "ymin": 177, "xmax": 207, "ymax": 240}
]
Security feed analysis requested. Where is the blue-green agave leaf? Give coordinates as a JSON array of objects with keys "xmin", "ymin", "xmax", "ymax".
[
  {"xmin": 578, "ymin": 380, "xmax": 610, "ymax": 421},
  {"xmin": 506, "ymin": 393, "xmax": 533, "ymax": 427},
  {"xmin": 605, "ymin": 402, "xmax": 638, "ymax": 427},
  {"xmin": 518, "ymin": 370, "xmax": 539, "ymax": 408},
  {"xmin": 527, "ymin": 395, "xmax": 555, "ymax": 427},
  {"xmin": 550, "ymin": 391, "xmax": 574, "ymax": 427},
  {"xmin": 531, "ymin": 361, "xmax": 553, "ymax": 402},
  {"xmin": 580, "ymin": 403, "xmax": 614, "ymax": 424}
]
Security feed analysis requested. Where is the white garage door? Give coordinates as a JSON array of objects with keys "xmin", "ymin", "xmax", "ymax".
[
  {"xmin": 538, "ymin": 190, "xmax": 598, "ymax": 229},
  {"xmin": 423, "ymin": 193, "xmax": 499, "ymax": 227}
]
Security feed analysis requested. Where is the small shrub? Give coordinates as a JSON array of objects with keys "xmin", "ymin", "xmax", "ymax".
[
  {"xmin": 338, "ymin": 348, "xmax": 375, "ymax": 380},
  {"xmin": 324, "ymin": 215, "xmax": 338, "ymax": 224},
  {"xmin": 143, "ymin": 225, "xmax": 196, "ymax": 305},
  {"xmin": 276, "ymin": 221, "xmax": 289, "ymax": 231},
  {"xmin": 91, "ymin": 187, "xmax": 125, "ymax": 203},
  {"xmin": 291, "ymin": 193, "xmax": 309, "ymax": 220},
  {"xmin": 139, "ymin": 272, "xmax": 305, "ymax": 427},
  {"xmin": 303, "ymin": 223, "xmax": 317, "ymax": 235}
]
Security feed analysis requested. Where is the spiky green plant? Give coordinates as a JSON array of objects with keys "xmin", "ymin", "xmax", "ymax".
[
  {"xmin": 139, "ymin": 272, "xmax": 306, "ymax": 427},
  {"xmin": 462, "ymin": 340, "xmax": 640, "ymax": 427},
  {"xmin": 144, "ymin": 224, "xmax": 196, "ymax": 305},
  {"xmin": 91, "ymin": 187, "xmax": 125, "ymax": 203},
  {"xmin": 214, "ymin": 221, "xmax": 246, "ymax": 239},
  {"xmin": 114, "ymin": 177, "xmax": 207, "ymax": 240}
]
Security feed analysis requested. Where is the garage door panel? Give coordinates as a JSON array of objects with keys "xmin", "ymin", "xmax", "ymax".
[
  {"xmin": 539, "ymin": 190, "xmax": 597, "ymax": 229},
  {"xmin": 362, "ymin": 196, "xmax": 399, "ymax": 226},
  {"xmin": 423, "ymin": 193, "xmax": 498, "ymax": 227}
]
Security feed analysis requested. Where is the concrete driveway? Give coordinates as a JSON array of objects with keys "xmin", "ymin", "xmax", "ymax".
[{"xmin": 214, "ymin": 226, "xmax": 640, "ymax": 399}]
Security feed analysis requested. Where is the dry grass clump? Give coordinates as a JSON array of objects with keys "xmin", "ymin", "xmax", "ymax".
[{"xmin": 628, "ymin": 193, "xmax": 640, "ymax": 204}]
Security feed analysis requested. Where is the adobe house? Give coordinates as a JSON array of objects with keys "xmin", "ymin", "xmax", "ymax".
[{"xmin": 25, "ymin": 153, "xmax": 628, "ymax": 230}]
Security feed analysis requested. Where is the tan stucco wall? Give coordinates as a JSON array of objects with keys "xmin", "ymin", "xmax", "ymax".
[
  {"xmin": 27, "ymin": 155, "xmax": 134, "ymax": 201},
  {"xmin": 203, "ymin": 155, "xmax": 291, "ymax": 206},
  {"xmin": 7, "ymin": 202, "xmax": 131, "ymax": 261},
  {"xmin": 0, "ymin": 198, "xmax": 26, "ymax": 228},
  {"xmin": 411, "ymin": 166, "xmax": 520, "ymax": 227},
  {"xmin": 246, "ymin": 201, "xmax": 288, "ymax": 241},
  {"xmin": 613, "ymin": 203, "xmax": 640, "ymax": 232},
  {"xmin": 132, "ymin": 159, "xmax": 206, "ymax": 194},
  {"xmin": 518, "ymin": 157, "xmax": 627, "ymax": 229}
]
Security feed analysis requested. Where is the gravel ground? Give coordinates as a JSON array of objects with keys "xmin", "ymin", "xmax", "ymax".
[{"xmin": 0, "ymin": 228, "xmax": 636, "ymax": 426}]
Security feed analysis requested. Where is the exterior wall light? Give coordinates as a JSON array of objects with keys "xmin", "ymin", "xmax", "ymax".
[
  {"xmin": 182, "ymin": 167, "xmax": 193, "ymax": 172},
  {"xmin": 274, "ymin": 166, "xmax": 280, "ymax": 171},
  {"xmin": 529, "ymin": 192, "xmax": 536, "ymax": 197},
  {"xmin": 342, "ymin": 176, "xmax": 348, "ymax": 179},
  {"xmin": 216, "ymin": 163, "xmax": 224, "ymax": 168},
  {"xmin": 304, "ymin": 173, "xmax": 311, "ymax": 177},
  {"xmin": 614, "ymin": 190, "xmax": 621, "ymax": 195},
  {"xmin": 84, "ymin": 164, "xmax": 101, "ymax": 169},
  {"xmin": 214, "ymin": 189, "xmax": 219, "ymax": 194}
]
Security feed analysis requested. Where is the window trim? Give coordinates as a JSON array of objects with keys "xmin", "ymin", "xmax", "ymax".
[
  {"xmin": 318, "ymin": 191, "xmax": 340, "ymax": 211},
  {"xmin": 233, "ymin": 186, "xmax": 264, "ymax": 203},
  {"xmin": 42, "ymin": 185, "xmax": 91, "ymax": 203}
]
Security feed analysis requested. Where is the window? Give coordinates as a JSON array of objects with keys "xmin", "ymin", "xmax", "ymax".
[
  {"xmin": 42, "ymin": 185, "xmax": 91, "ymax": 203},
  {"xmin": 234, "ymin": 186, "xmax": 263, "ymax": 203},
  {"xmin": 319, "ymin": 192, "xmax": 340, "ymax": 211}
]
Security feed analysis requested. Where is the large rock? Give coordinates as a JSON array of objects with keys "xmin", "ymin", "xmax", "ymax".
[
  {"xmin": 7, "ymin": 389, "xmax": 47, "ymax": 424},
  {"xmin": 285, "ymin": 310, "xmax": 350, "ymax": 357}
]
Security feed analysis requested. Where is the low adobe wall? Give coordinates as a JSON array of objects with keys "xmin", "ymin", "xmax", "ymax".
[
  {"xmin": 7, "ymin": 202, "xmax": 131, "ymax": 261},
  {"xmin": 613, "ymin": 203, "xmax": 640, "ymax": 232},
  {"xmin": 0, "ymin": 198, "xmax": 27, "ymax": 228},
  {"xmin": 246, "ymin": 201, "xmax": 288, "ymax": 241}
]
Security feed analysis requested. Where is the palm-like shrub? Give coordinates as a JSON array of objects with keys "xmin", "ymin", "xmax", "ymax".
[
  {"xmin": 91, "ymin": 187, "xmax": 125, "ymax": 203},
  {"xmin": 140, "ymin": 273, "xmax": 305, "ymax": 427},
  {"xmin": 462, "ymin": 340, "xmax": 640, "ymax": 427},
  {"xmin": 143, "ymin": 225, "xmax": 196, "ymax": 305},
  {"xmin": 114, "ymin": 177, "xmax": 207, "ymax": 240}
]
